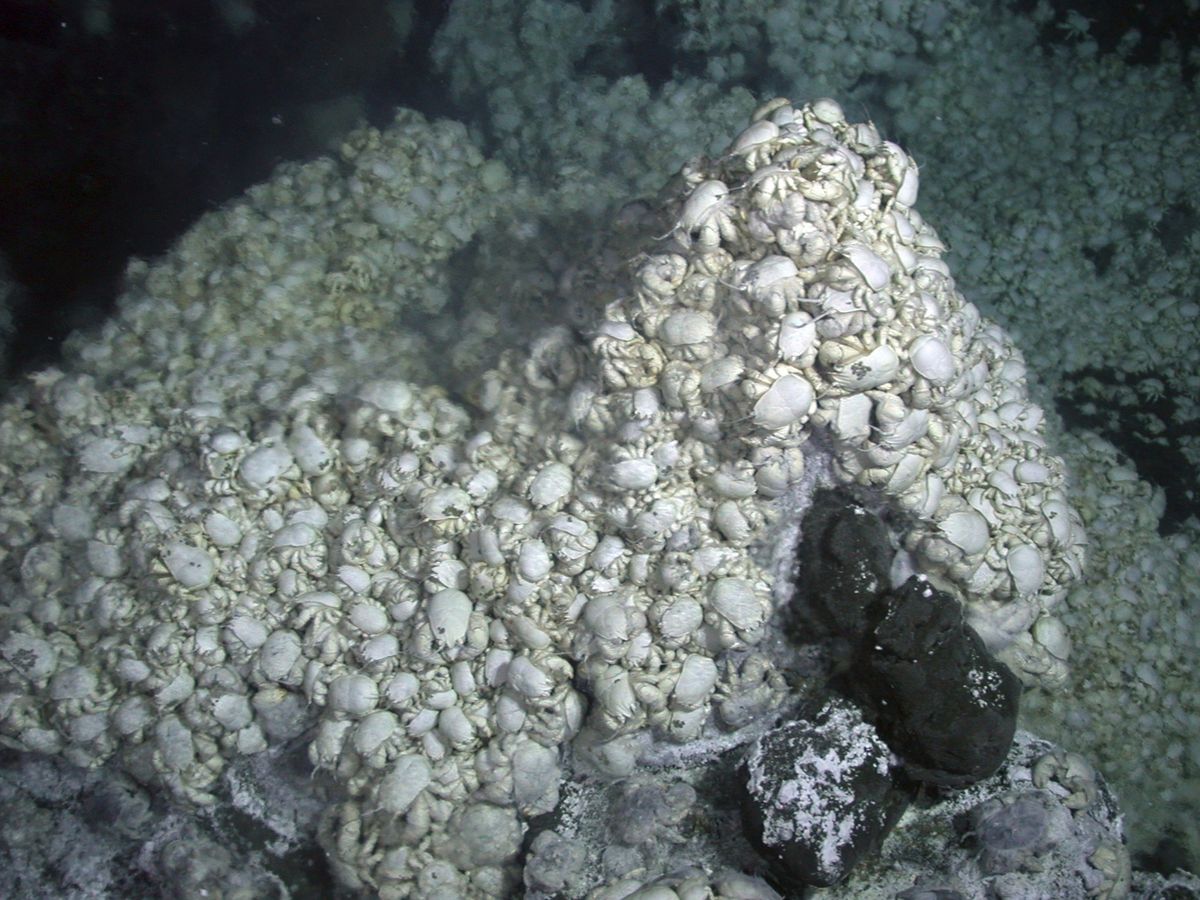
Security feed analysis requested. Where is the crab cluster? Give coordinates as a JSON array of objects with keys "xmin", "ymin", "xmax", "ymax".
[
  {"xmin": 513, "ymin": 96, "xmax": 1086, "ymax": 690},
  {"xmin": 0, "ymin": 100, "xmax": 1086, "ymax": 896}
]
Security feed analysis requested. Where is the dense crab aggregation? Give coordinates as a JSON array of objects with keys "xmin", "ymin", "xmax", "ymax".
[{"xmin": 0, "ymin": 100, "xmax": 1087, "ymax": 896}]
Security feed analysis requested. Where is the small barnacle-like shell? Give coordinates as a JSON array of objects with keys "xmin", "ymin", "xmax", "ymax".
[
  {"xmin": 427, "ymin": 589, "xmax": 472, "ymax": 646},
  {"xmin": 657, "ymin": 597, "xmax": 704, "ymax": 639},
  {"xmin": 506, "ymin": 655, "xmax": 553, "ymax": 699},
  {"xmin": 752, "ymin": 373, "xmax": 815, "ymax": 430},
  {"xmin": 709, "ymin": 577, "xmax": 767, "ymax": 631},
  {"xmin": 238, "ymin": 444, "xmax": 294, "ymax": 490},
  {"xmin": 161, "ymin": 542, "xmax": 216, "ymax": 591},
  {"xmin": 609, "ymin": 458, "xmax": 659, "ymax": 491},
  {"xmin": 938, "ymin": 509, "xmax": 990, "ymax": 556},
  {"xmin": 827, "ymin": 345, "xmax": 901, "ymax": 393},
  {"xmin": 908, "ymin": 334, "xmax": 955, "ymax": 384},
  {"xmin": 671, "ymin": 655, "xmax": 718, "ymax": 710},
  {"xmin": 328, "ymin": 674, "xmax": 380, "ymax": 717},
  {"xmin": 659, "ymin": 310, "xmax": 715, "ymax": 347},
  {"xmin": 1, "ymin": 633, "xmax": 59, "ymax": 681},
  {"xmin": 378, "ymin": 754, "xmax": 431, "ymax": 814},
  {"xmin": 529, "ymin": 462, "xmax": 573, "ymax": 507},
  {"xmin": 352, "ymin": 709, "xmax": 398, "ymax": 757},
  {"xmin": 517, "ymin": 539, "xmax": 553, "ymax": 582},
  {"xmin": 1006, "ymin": 543, "xmax": 1045, "ymax": 596},
  {"xmin": 258, "ymin": 630, "xmax": 303, "ymax": 683}
]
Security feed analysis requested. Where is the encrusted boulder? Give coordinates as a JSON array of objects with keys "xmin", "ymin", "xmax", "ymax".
[{"xmin": 738, "ymin": 696, "xmax": 909, "ymax": 889}]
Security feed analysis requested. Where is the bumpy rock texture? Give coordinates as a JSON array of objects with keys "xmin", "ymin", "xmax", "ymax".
[{"xmin": 0, "ymin": 99, "xmax": 1085, "ymax": 896}]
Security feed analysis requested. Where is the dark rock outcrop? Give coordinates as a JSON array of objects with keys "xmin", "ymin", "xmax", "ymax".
[
  {"xmin": 854, "ymin": 575, "xmax": 1022, "ymax": 788},
  {"xmin": 738, "ymin": 696, "xmax": 909, "ymax": 889}
]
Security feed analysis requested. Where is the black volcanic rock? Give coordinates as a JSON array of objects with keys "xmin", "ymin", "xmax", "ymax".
[
  {"xmin": 855, "ymin": 575, "xmax": 1022, "ymax": 788},
  {"xmin": 790, "ymin": 488, "xmax": 893, "ymax": 642},
  {"xmin": 738, "ymin": 697, "xmax": 909, "ymax": 889}
]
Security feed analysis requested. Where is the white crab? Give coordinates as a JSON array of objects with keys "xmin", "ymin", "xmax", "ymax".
[{"xmin": 668, "ymin": 180, "xmax": 743, "ymax": 250}]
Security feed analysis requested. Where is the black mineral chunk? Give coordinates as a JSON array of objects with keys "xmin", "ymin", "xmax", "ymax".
[
  {"xmin": 738, "ymin": 696, "xmax": 909, "ymax": 889},
  {"xmin": 790, "ymin": 488, "xmax": 892, "ymax": 641},
  {"xmin": 855, "ymin": 575, "xmax": 1021, "ymax": 788}
]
